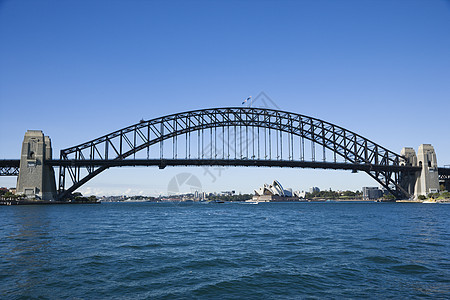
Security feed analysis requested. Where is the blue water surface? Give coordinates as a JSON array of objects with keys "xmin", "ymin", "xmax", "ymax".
[{"xmin": 1, "ymin": 202, "xmax": 449, "ymax": 299}]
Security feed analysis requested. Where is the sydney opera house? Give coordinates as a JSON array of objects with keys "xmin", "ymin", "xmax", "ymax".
[{"xmin": 253, "ymin": 180, "xmax": 303, "ymax": 202}]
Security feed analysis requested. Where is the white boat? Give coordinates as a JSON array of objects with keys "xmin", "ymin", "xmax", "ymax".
[{"xmin": 243, "ymin": 200, "xmax": 259, "ymax": 204}]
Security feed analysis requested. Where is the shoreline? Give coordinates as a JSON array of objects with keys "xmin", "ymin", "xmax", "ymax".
[{"xmin": 0, "ymin": 199, "xmax": 100, "ymax": 206}]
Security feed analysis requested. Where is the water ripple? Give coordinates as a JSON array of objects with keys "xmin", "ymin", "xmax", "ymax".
[{"xmin": 0, "ymin": 202, "xmax": 449, "ymax": 299}]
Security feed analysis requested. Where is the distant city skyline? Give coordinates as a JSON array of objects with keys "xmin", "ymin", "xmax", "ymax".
[{"xmin": 1, "ymin": 0, "xmax": 449, "ymax": 196}]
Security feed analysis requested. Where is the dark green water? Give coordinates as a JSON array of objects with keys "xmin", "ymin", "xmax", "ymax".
[{"xmin": 1, "ymin": 202, "xmax": 449, "ymax": 299}]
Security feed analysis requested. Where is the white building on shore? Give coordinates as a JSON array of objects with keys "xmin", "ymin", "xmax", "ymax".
[
  {"xmin": 254, "ymin": 180, "xmax": 293, "ymax": 197},
  {"xmin": 253, "ymin": 180, "xmax": 303, "ymax": 202}
]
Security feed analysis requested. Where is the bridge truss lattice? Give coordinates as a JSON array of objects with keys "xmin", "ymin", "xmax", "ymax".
[{"xmin": 58, "ymin": 107, "xmax": 417, "ymax": 199}]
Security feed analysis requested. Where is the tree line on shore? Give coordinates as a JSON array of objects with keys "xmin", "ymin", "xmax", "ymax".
[
  {"xmin": 2, "ymin": 188, "xmax": 448, "ymax": 202},
  {"xmin": 306, "ymin": 190, "xmax": 363, "ymax": 200}
]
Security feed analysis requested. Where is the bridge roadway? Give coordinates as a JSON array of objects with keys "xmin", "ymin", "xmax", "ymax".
[
  {"xmin": 0, "ymin": 158, "xmax": 423, "ymax": 170},
  {"xmin": 0, "ymin": 160, "xmax": 19, "ymax": 167},
  {"xmin": 4, "ymin": 158, "xmax": 450, "ymax": 174},
  {"xmin": 48, "ymin": 158, "xmax": 426, "ymax": 172}
]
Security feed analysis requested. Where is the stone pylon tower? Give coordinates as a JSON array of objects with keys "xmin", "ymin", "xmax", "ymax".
[
  {"xmin": 16, "ymin": 130, "xmax": 57, "ymax": 200},
  {"xmin": 400, "ymin": 147, "xmax": 418, "ymax": 196},
  {"xmin": 400, "ymin": 144, "xmax": 440, "ymax": 199},
  {"xmin": 415, "ymin": 144, "xmax": 440, "ymax": 197}
]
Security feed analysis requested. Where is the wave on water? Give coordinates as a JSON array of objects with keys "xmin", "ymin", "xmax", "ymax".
[{"xmin": 0, "ymin": 202, "xmax": 449, "ymax": 299}]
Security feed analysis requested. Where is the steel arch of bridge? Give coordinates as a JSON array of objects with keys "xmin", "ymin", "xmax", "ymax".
[{"xmin": 58, "ymin": 107, "xmax": 415, "ymax": 199}]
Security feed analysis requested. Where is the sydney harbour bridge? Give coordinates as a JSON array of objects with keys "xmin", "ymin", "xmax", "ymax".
[{"xmin": 1, "ymin": 107, "xmax": 449, "ymax": 200}]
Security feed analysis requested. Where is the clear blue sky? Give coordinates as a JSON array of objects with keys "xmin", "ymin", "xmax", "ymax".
[{"xmin": 1, "ymin": 0, "xmax": 449, "ymax": 196}]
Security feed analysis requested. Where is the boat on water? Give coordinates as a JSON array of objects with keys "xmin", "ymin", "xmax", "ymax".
[
  {"xmin": 241, "ymin": 200, "xmax": 259, "ymax": 204},
  {"xmin": 209, "ymin": 200, "xmax": 225, "ymax": 204},
  {"xmin": 422, "ymin": 199, "xmax": 437, "ymax": 204}
]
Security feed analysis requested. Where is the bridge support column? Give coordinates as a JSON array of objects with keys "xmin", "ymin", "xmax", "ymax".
[
  {"xmin": 415, "ymin": 144, "xmax": 440, "ymax": 197},
  {"xmin": 441, "ymin": 176, "xmax": 450, "ymax": 192},
  {"xmin": 400, "ymin": 147, "xmax": 418, "ymax": 196},
  {"xmin": 16, "ymin": 130, "xmax": 57, "ymax": 200},
  {"xmin": 401, "ymin": 144, "xmax": 440, "ymax": 199}
]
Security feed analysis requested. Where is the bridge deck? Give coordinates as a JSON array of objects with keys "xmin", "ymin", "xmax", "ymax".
[
  {"xmin": 0, "ymin": 158, "xmax": 433, "ymax": 173},
  {"xmin": 0, "ymin": 159, "xmax": 20, "ymax": 167},
  {"xmin": 4, "ymin": 159, "xmax": 449, "ymax": 174},
  {"xmin": 47, "ymin": 159, "xmax": 422, "ymax": 172},
  {"xmin": 439, "ymin": 167, "xmax": 450, "ymax": 176}
]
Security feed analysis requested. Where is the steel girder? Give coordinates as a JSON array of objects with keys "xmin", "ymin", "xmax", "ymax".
[
  {"xmin": 0, "ymin": 160, "xmax": 20, "ymax": 176},
  {"xmin": 439, "ymin": 168, "xmax": 450, "ymax": 191},
  {"xmin": 0, "ymin": 166, "xmax": 19, "ymax": 176},
  {"xmin": 58, "ymin": 107, "xmax": 412, "ymax": 199},
  {"xmin": 439, "ymin": 173, "xmax": 450, "ymax": 182},
  {"xmin": 438, "ymin": 167, "xmax": 450, "ymax": 177}
]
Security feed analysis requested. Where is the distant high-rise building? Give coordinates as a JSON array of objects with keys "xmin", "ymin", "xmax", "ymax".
[
  {"xmin": 362, "ymin": 187, "xmax": 383, "ymax": 200},
  {"xmin": 220, "ymin": 191, "xmax": 234, "ymax": 196},
  {"xmin": 309, "ymin": 187, "xmax": 320, "ymax": 194}
]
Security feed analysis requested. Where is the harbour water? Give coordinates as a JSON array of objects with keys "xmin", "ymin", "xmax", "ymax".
[{"xmin": 1, "ymin": 202, "xmax": 449, "ymax": 299}]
